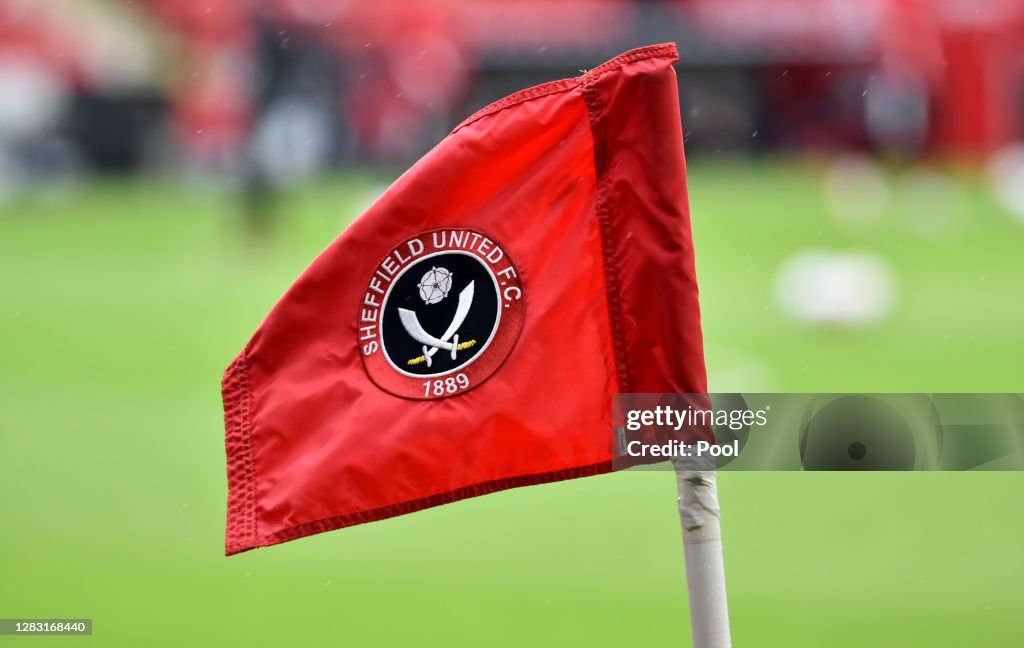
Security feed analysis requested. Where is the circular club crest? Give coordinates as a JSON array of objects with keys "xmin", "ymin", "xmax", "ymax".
[{"xmin": 358, "ymin": 229, "xmax": 524, "ymax": 399}]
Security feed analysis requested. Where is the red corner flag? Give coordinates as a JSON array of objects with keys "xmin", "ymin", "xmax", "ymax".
[{"xmin": 222, "ymin": 43, "xmax": 708, "ymax": 555}]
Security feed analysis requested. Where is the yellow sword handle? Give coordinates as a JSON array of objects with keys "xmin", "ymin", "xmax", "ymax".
[{"xmin": 407, "ymin": 339, "xmax": 477, "ymax": 366}]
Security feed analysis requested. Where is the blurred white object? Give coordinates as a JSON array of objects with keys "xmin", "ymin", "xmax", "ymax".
[
  {"xmin": 822, "ymin": 154, "xmax": 891, "ymax": 227},
  {"xmin": 252, "ymin": 98, "xmax": 333, "ymax": 188},
  {"xmin": 775, "ymin": 250, "xmax": 897, "ymax": 327},
  {"xmin": 0, "ymin": 56, "xmax": 67, "ymax": 138},
  {"xmin": 987, "ymin": 143, "xmax": 1024, "ymax": 224}
]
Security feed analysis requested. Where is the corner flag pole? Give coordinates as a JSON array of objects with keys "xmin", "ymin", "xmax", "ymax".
[{"xmin": 674, "ymin": 464, "xmax": 732, "ymax": 647}]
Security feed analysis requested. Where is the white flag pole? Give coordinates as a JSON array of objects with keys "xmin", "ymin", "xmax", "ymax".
[{"xmin": 674, "ymin": 465, "xmax": 732, "ymax": 647}]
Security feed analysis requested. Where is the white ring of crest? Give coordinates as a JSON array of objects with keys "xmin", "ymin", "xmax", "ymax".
[{"xmin": 379, "ymin": 250, "xmax": 502, "ymax": 378}]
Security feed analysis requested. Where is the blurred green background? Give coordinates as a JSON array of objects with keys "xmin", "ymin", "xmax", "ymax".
[{"xmin": 2, "ymin": 162, "xmax": 1022, "ymax": 646}]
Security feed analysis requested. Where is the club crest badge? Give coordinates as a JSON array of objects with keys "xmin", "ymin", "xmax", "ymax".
[{"xmin": 358, "ymin": 229, "xmax": 525, "ymax": 399}]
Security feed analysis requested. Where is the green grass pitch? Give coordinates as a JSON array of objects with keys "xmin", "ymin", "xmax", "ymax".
[{"xmin": 1, "ymin": 162, "xmax": 1022, "ymax": 646}]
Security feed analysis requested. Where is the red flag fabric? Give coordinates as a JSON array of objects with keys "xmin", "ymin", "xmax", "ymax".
[{"xmin": 222, "ymin": 43, "xmax": 709, "ymax": 555}]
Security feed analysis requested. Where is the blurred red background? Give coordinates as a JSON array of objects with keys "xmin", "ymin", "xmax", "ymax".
[{"xmin": 1, "ymin": 0, "xmax": 1022, "ymax": 184}]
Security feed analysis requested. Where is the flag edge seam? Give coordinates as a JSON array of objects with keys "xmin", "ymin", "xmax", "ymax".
[{"xmin": 223, "ymin": 352, "xmax": 260, "ymax": 555}]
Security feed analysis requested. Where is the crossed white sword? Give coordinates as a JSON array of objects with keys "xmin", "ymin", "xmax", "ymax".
[{"xmin": 398, "ymin": 281, "xmax": 474, "ymax": 368}]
